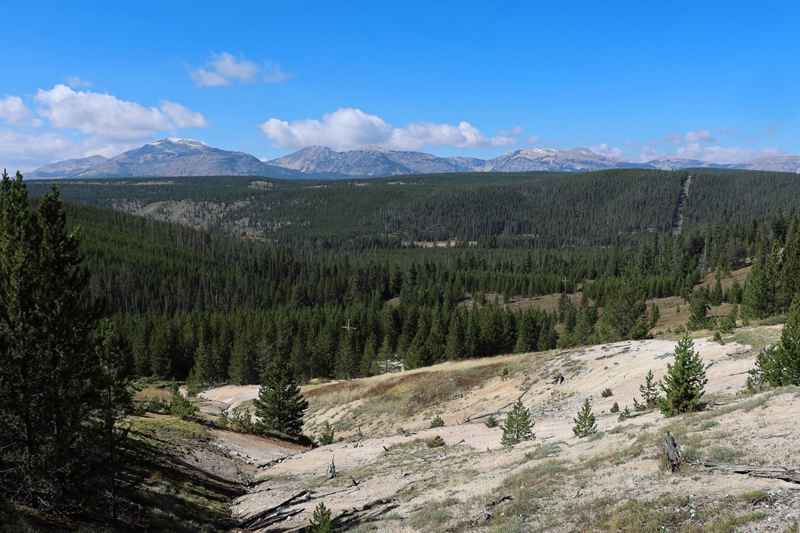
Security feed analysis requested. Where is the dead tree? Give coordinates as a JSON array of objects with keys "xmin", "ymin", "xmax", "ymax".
[
  {"xmin": 327, "ymin": 456, "xmax": 336, "ymax": 479},
  {"xmin": 663, "ymin": 431, "xmax": 682, "ymax": 472}
]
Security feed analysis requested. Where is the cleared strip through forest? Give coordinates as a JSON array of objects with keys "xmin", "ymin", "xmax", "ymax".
[{"xmin": 671, "ymin": 174, "xmax": 693, "ymax": 235}]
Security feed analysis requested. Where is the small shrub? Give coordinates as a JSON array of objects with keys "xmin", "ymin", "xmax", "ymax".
[
  {"xmin": 610, "ymin": 401, "xmax": 620, "ymax": 413},
  {"xmin": 485, "ymin": 414, "xmax": 498, "ymax": 428},
  {"xmin": 168, "ymin": 386, "xmax": 198, "ymax": 420},
  {"xmin": 660, "ymin": 334, "xmax": 708, "ymax": 416},
  {"xmin": 501, "ymin": 399, "xmax": 535, "ymax": 447},
  {"xmin": 224, "ymin": 405, "xmax": 257, "ymax": 433},
  {"xmin": 601, "ymin": 388, "xmax": 613, "ymax": 398},
  {"xmin": 427, "ymin": 435, "xmax": 446, "ymax": 448},
  {"xmin": 318, "ymin": 421, "xmax": 335, "ymax": 445},
  {"xmin": 572, "ymin": 398, "xmax": 597, "ymax": 438},
  {"xmin": 429, "ymin": 415, "xmax": 445, "ymax": 428},
  {"xmin": 639, "ymin": 369, "xmax": 661, "ymax": 408},
  {"xmin": 308, "ymin": 502, "xmax": 333, "ymax": 533},
  {"xmin": 617, "ymin": 406, "xmax": 631, "ymax": 421}
]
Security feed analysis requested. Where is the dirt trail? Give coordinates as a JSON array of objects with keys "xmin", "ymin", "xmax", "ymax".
[{"xmin": 672, "ymin": 173, "xmax": 693, "ymax": 235}]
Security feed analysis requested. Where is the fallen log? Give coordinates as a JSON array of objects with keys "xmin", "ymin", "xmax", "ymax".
[
  {"xmin": 240, "ymin": 490, "xmax": 311, "ymax": 529},
  {"xmin": 693, "ymin": 462, "xmax": 800, "ymax": 485}
]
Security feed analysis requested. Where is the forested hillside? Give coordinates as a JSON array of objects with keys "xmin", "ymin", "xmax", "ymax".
[{"xmin": 53, "ymin": 174, "xmax": 798, "ymax": 390}]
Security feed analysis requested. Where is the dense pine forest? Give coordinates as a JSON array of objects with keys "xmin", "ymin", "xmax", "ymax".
[
  {"xmin": 5, "ymin": 167, "xmax": 800, "ymax": 528},
  {"xmin": 21, "ymin": 169, "xmax": 800, "ymax": 390}
]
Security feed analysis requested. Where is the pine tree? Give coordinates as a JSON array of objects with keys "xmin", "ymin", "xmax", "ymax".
[
  {"xmin": 742, "ymin": 260, "xmax": 771, "ymax": 319},
  {"xmin": 377, "ymin": 335, "xmax": 393, "ymax": 374},
  {"xmin": 229, "ymin": 333, "xmax": 257, "ymax": 385},
  {"xmin": 659, "ymin": 334, "xmax": 708, "ymax": 416},
  {"xmin": 254, "ymin": 357, "xmax": 308, "ymax": 436},
  {"xmin": 0, "ymin": 173, "xmax": 105, "ymax": 507},
  {"xmin": 445, "ymin": 312, "xmax": 465, "ymax": 360},
  {"xmin": 94, "ymin": 319, "xmax": 133, "ymax": 519},
  {"xmin": 649, "ymin": 303, "xmax": 661, "ymax": 329},
  {"xmin": 572, "ymin": 398, "xmax": 597, "ymax": 437},
  {"xmin": 501, "ymin": 399, "xmax": 534, "ymax": 447},
  {"xmin": 751, "ymin": 296, "xmax": 800, "ymax": 387},
  {"xmin": 687, "ymin": 290, "xmax": 709, "ymax": 330},
  {"xmin": 308, "ymin": 501, "xmax": 333, "ymax": 533},
  {"xmin": 639, "ymin": 369, "xmax": 660, "ymax": 407}
]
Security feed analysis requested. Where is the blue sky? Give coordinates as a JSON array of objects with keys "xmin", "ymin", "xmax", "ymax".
[{"xmin": 1, "ymin": 0, "xmax": 798, "ymax": 170}]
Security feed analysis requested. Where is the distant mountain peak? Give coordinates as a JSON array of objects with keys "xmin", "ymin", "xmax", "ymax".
[
  {"xmin": 29, "ymin": 139, "xmax": 800, "ymax": 180},
  {"xmin": 30, "ymin": 138, "xmax": 303, "ymax": 179}
]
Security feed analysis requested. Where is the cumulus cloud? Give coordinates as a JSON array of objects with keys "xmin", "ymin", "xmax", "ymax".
[
  {"xmin": 192, "ymin": 52, "xmax": 289, "ymax": 87},
  {"xmin": 0, "ymin": 96, "xmax": 32, "ymax": 124},
  {"xmin": 160, "ymin": 101, "xmax": 207, "ymax": 128},
  {"xmin": 0, "ymin": 130, "xmax": 82, "ymax": 171},
  {"xmin": 35, "ymin": 84, "xmax": 206, "ymax": 140},
  {"xmin": 590, "ymin": 143, "xmax": 624, "ymax": 160},
  {"xmin": 260, "ymin": 107, "xmax": 519, "ymax": 151}
]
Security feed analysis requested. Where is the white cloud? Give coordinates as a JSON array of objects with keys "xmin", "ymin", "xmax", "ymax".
[
  {"xmin": 192, "ymin": 52, "xmax": 289, "ymax": 87},
  {"xmin": 65, "ymin": 76, "xmax": 92, "ymax": 88},
  {"xmin": 191, "ymin": 69, "xmax": 229, "ymax": 87},
  {"xmin": 685, "ymin": 129, "xmax": 714, "ymax": 143},
  {"xmin": 260, "ymin": 107, "xmax": 519, "ymax": 151},
  {"xmin": 35, "ymin": 84, "xmax": 206, "ymax": 140},
  {"xmin": 160, "ymin": 101, "xmax": 207, "ymax": 128},
  {"xmin": 590, "ymin": 143, "xmax": 624, "ymax": 160},
  {"xmin": 0, "ymin": 96, "xmax": 32, "ymax": 124},
  {"xmin": 676, "ymin": 143, "xmax": 767, "ymax": 164}
]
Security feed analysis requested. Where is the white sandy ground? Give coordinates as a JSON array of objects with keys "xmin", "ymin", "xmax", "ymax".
[{"xmin": 202, "ymin": 327, "xmax": 800, "ymax": 531}]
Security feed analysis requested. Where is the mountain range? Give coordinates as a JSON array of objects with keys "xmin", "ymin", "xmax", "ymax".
[{"xmin": 29, "ymin": 138, "xmax": 800, "ymax": 179}]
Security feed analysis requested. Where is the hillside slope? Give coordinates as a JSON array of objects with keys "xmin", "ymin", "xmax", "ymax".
[{"xmin": 200, "ymin": 326, "xmax": 800, "ymax": 531}]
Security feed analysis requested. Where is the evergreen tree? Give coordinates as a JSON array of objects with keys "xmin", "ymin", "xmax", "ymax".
[
  {"xmin": 659, "ymin": 334, "xmax": 708, "ymax": 416},
  {"xmin": 445, "ymin": 312, "xmax": 465, "ymax": 360},
  {"xmin": 639, "ymin": 369, "xmax": 660, "ymax": 407},
  {"xmin": 750, "ymin": 296, "xmax": 800, "ymax": 387},
  {"xmin": 309, "ymin": 501, "xmax": 333, "ymax": 533},
  {"xmin": 0, "ymin": 173, "xmax": 105, "ymax": 508},
  {"xmin": 501, "ymin": 399, "xmax": 534, "ymax": 447},
  {"xmin": 742, "ymin": 259, "xmax": 771, "ymax": 319},
  {"xmin": 229, "ymin": 333, "xmax": 257, "ymax": 385},
  {"xmin": 377, "ymin": 335, "xmax": 393, "ymax": 374},
  {"xmin": 572, "ymin": 398, "xmax": 598, "ymax": 437},
  {"xmin": 649, "ymin": 303, "xmax": 661, "ymax": 329},
  {"xmin": 360, "ymin": 334, "xmax": 378, "ymax": 376},
  {"xmin": 254, "ymin": 357, "xmax": 308, "ymax": 436},
  {"xmin": 687, "ymin": 290, "xmax": 709, "ymax": 330},
  {"xmin": 94, "ymin": 319, "xmax": 133, "ymax": 519}
]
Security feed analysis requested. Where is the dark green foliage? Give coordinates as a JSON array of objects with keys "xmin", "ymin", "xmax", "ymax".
[
  {"xmin": 659, "ymin": 335, "xmax": 708, "ymax": 416},
  {"xmin": 485, "ymin": 415, "xmax": 499, "ymax": 428},
  {"xmin": 0, "ymin": 172, "xmax": 130, "ymax": 515},
  {"xmin": 748, "ymin": 296, "xmax": 800, "ymax": 387},
  {"xmin": 610, "ymin": 402, "xmax": 620, "ymax": 413},
  {"xmin": 687, "ymin": 290, "xmax": 710, "ymax": 330},
  {"xmin": 639, "ymin": 369, "xmax": 661, "ymax": 408},
  {"xmin": 168, "ymin": 386, "xmax": 199, "ymax": 419},
  {"xmin": 429, "ymin": 415, "xmax": 445, "ymax": 428},
  {"xmin": 309, "ymin": 502, "xmax": 333, "ymax": 533},
  {"xmin": 601, "ymin": 388, "xmax": 613, "ymax": 398},
  {"xmin": 572, "ymin": 398, "xmax": 597, "ymax": 437},
  {"xmin": 501, "ymin": 400, "xmax": 534, "ymax": 447},
  {"xmin": 318, "ymin": 421, "xmax": 335, "ymax": 446},
  {"xmin": 254, "ymin": 358, "xmax": 308, "ymax": 436}
]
